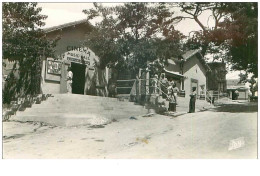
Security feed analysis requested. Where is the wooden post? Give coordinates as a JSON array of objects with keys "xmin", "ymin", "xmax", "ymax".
[{"xmin": 145, "ymin": 70, "xmax": 150, "ymax": 102}]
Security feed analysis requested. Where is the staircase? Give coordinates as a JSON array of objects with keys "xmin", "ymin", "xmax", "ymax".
[{"xmin": 10, "ymin": 94, "xmax": 149, "ymax": 126}]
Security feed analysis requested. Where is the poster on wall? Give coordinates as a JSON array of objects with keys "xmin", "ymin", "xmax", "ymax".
[{"xmin": 47, "ymin": 60, "xmax": 62, "ymax": 75}]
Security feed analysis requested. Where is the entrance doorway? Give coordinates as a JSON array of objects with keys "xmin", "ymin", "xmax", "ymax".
[{"xmin": 71, "ymin": 62, "xmax": 86, "ymax": 94}]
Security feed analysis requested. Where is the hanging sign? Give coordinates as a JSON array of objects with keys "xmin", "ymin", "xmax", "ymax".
[{"xmin": 62, "ymin": 47, "xmax": 99, "ymax": 68}]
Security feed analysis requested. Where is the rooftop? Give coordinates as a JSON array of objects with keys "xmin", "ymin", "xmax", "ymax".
[{"xmin": 43, "ymin": 19, "xmax": 92, "ymax": 33}]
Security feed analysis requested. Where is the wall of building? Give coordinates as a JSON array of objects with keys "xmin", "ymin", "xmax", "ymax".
[
  {"xmin": 46, "ymin": 23, "xmax": 91, "ymax": 57},
  {"xmin": 41, "ymin": 23, "xmax": 108, "ymax": 96},
  {"xmin": 183, "ymin": 55, "xmax": 207, "ymax": 98},
  {"xmin": 41, "ymin": 59, "xmax": 61, "ymax": 94}
]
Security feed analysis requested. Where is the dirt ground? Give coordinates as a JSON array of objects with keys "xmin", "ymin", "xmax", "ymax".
[{"xmin": 2, "ymin": 102, "xmax": 257, "ymax": 159}]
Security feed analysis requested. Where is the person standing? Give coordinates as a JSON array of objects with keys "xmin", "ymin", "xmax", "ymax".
[
  {"xmin": 160, "ymin": 73, "xmax": 168, "ymax": 99},
  {"xmin": 235, "ymin": 89, "xmax": 239, "ymax": 100},
  {"xmin": 152, "ymin": 74, "xmax": 159, "ymax": 94},
  {"xmin": 167, "ymin": 84, "xmax": 175, "ymax": 111},
  {"xmin": 172, "ymin": 83, "xmax": 179, "ymax": 105},
  {"xmin": 108, "ymin": 74, "xmax": 117, "ymax": 98},
  {"xmin": 67, "ymin": 67, "xmax": 73, "ymax": 94},
  {"xmin": 188, "ymin": 87, "xmax": 197, "ymax": 113}
]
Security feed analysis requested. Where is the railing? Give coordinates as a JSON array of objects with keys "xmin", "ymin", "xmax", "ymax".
[
  {"xmin": 116, "ymin": 79, "xmax": 136, "ymax": 94},
  {"xmin": 116, "ymin": 78, "xmax": 170, "ymax": 102},
  {"xmin": 206, "ymin": 90, "xmax": 221, "ymax": 104},
  {"xmin": 206, "ymin": 90, "xmax": 213, "ymax": 104}
]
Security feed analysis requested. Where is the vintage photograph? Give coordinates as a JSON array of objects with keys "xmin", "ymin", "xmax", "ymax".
[{"xmin": 2, "ymin": 2, "xmax": 258, "ymax": 159}]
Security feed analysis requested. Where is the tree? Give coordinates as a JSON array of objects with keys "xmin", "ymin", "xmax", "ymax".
[
  {"xmin": 83, "ymin": 2, "xmax": 184, "ymax": 76},
  {"xmin": 2, "ymin": 2, "xmax": 57, "ymax": 103},
  {"xmin": 177, "ymin": 2, "xmax": 258, "ymax": 77},
  {"xmin": 221, "ymin": 3, "xmax": 258, "ymax": 77}
]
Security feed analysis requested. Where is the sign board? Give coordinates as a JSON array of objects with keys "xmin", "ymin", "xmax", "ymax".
[
  {"xmin": 47, "ymin": 60, "xmax": 62, "ymax": 75},
  {"xmin": 62, "ymin": 47, "xmax": 99, "ymax": 69}
]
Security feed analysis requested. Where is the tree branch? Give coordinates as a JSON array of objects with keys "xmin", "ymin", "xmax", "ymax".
[{"xmin": 174, "ymin": 16, "xmax": 194, "ymax": 20}]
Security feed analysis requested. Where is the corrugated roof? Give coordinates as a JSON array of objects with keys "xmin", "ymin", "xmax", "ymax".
[{"xmin": 43, "ymin": 19, "xmax": 92, "ymax": 33}]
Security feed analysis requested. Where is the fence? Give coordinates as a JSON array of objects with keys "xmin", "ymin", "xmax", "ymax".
[{"xmin": 116, "ymin": 78, "xmax": 169, "ymax": 103}]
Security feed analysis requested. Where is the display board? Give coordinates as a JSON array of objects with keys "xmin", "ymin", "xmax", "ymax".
[{"xmin": 47, "ymin": 60, "xmax": 62, "ymax": 75}]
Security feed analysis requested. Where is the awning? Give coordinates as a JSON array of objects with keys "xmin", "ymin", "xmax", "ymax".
[{"xmin": 163, "ymin": 68, "xmax": 184, "ymax": 79}]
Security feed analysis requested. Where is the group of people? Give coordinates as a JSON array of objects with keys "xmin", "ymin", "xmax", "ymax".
[
  {"xmin": 153, "ymin": 73, "xmax": 179, "ymax": 111},
  {"xmin": 153, "ymin": 73, "xmax": 197, "ymax": 113},
  {"xmin": 153, "ymin": 73, "xmax": 179, "ymax": 103}
]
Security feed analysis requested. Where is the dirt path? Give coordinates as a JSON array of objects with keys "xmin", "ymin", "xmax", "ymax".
[{"xmin": 3, "ymin": 103, "xmax": 257, "ymax": 159}]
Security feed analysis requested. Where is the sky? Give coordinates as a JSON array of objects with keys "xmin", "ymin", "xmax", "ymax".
[{"xmin": 37, "ymin": 2, "xmax": 244, "ymax": 80}]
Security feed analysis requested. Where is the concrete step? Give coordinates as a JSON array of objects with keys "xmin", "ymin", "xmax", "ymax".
[
  {"xmin": 11, "ymin": 94, "xmax": 150, "ymax": 126},
  {"xmin": 15, "ymin": 107, "xmax": 147, "ymax": 116},
  {"xmin": 11, "ymin": 110, "xmax": 147, "ymax": 126},
  {"xmin": 30, "ymin": 102, "xmax": 141, "ymax": 109},
  {"xmin": 27, "ymin": 105, "xmax": 146, "ymax": 111},
  {"xmin": 42, "ymin": 98, "xmax": 136, "ymax": 105},
  {"xmin": 51, "ymin": 94, "xmax": 119, "ymax": 101}
]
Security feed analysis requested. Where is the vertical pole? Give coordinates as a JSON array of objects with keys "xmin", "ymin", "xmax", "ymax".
[
  {"xmin": 138, "ymin": 68, "xmax": 142, "ymax": 103},
  {"xmin": 145, "ymin": 70, "xmax": 150, "ymax": 102},
  {"xmin": 205, "ymin": 86, "xmax": 206, "ymax": 101}
]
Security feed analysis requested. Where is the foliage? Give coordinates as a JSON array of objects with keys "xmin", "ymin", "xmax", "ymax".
[
  {"xmin": 177, "ymin": 2, "xmax": 258, "ymax": 77},
  {"xmin": 83, "ymin": 3, "xmax": 185, "ymax": 75},
  {"xmin": 239, "ymin": 73, "xmax": 258, "ymax": 96},
  {"xmin": 2, "ymin": 2, "xmax": 57, "ymax": 103}
]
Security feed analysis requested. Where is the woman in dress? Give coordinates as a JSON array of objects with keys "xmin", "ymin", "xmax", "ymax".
[
  {"xmin": 160, "ymin": 73, "xmax": 168, "ymax": 99},
  {"xmin": 189, "ymin": 87, "xmax": 197, "ymax": 113}
]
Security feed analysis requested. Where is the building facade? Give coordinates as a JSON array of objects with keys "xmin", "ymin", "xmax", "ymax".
[
  {"xmin": 41, "ymin": 19, "xmax": 108, "ymax": 96},
  {"xmin": 226, "ymin": 79, "xmax": 249, "ymax": 100},
  {"xmin": 3, "ymin": 19, "xmax": 211, "ymax": 101},
  {"xmin": 164, "ymin": 49, "xmax": 211, "ymax": 98}
]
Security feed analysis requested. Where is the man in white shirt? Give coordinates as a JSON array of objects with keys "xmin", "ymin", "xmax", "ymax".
[{"xmin": 67, "ymin": 67, "xmax": 73, "ymax": 94}]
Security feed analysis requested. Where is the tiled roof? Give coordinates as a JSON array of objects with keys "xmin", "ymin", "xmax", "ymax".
[{"xmin": 43, "ymin": 19, "xmax": 92, "ymax": 33}]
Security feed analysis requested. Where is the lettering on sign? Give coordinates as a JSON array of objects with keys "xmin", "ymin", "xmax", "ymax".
[
  {"xmin": 67, "ymin": 57, "xmax": 90, "ymax": 66},
  {"xmin": 63, "ymin": 46, "xmax": 97, "ymax": 68}
]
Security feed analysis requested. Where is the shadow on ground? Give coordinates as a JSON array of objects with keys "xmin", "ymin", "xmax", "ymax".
[{"xmin": 210, "ymin": 102, "xmax": 258, "ymax": 113}]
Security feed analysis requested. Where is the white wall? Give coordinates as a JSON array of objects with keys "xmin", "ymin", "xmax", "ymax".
[
  {"xmin": 183, "ymin": 55, "xmax": 207, "ymax": 98},
  {"xmin": 41, "ymin": 60, "xmax": 61, "ymax": 94}
]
